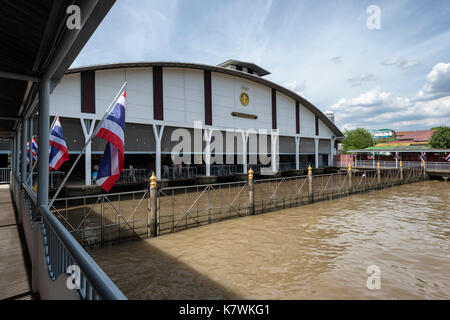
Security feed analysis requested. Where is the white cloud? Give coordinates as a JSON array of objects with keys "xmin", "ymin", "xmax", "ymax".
[
  {"xmin": 329, "ymin": 63, "xmax": 450, "ymax": 131},
  {"xmin": 283, "ymin": 80, "xmax": 306, "ymax": 96},
  {"xmin": 417, "ymin": 62, "xmax": 450, "ymax": 100},
  {"xmin": 381, "ymin": 58, "xmax": 420, "ymax": 69},
  {"xmin": 347, "ymin": 73, "xmax": 376, "ymax": 87},
  {"xmin": 330, "ymin": 56, "xmax": 343, "ymax": 64}
]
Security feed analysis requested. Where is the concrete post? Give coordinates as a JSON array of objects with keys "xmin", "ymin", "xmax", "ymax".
[
  {"xmin": 148, "ymin": 172, "xmax": 158, "ymax": 237},
  {"xmin": 15, "ymin": 130, "xmax": 20, "ymax": 176},
  {"xmin": 248, "ymin": 168, "xmax": 254, "ymax": 215},
  {"xmin": 399, "ymin": 161, "xmax": 403, "ymax": 181},
  {"xmin": 38, "ymin": 78, "xmax": 50, "ymax": 211},
  {"xmin": 422, "ymin": 160, "xmax": 427, "ymax": 178},
  {"xmin": 295, "ymin": 136, "xmax": 300, "ymax": 170},
  {"xmin": 21, "ymin": 121, "xmax": 28, "ymax": 183},
  {"xmin": 80, "ymin": 119, "xmax": 96, "ymax": 186},
  {"xmin": 377, "ymin": 161, "xmax": 381, "ymax": 186},
  {"xmin": 347, "ymin": 163, "xmax": 352, "ymax": 193},
  {"xmin": 242, "ymin": 132, "xmax": 249, "ymax": 174},
  {"xmin": 314, "ymin": 138, "xmax": 319, "ymax": 169},
  {"xmin": 308, "ymin": 165, "xmax": 313, "ymax": 202},
  {"xmin": 329, "ymin": 138, "xmax": 335, "ymax": 166}
]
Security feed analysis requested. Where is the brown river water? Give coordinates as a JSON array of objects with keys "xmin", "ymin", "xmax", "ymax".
[{"xmin": 91, "ymin": 180, "xmax": 449, "ymax": 299}]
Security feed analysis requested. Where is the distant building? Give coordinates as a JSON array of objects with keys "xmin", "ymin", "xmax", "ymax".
[
  {"xmin": 370, "ymin": 128, "xmax": 396, "ymax": 140},
  {"xmin": 396, "ymin": 130, "xmax": 434, "ymax": 145}
]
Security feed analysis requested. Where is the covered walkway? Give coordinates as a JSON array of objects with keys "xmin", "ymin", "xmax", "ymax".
[{"xmin": 0, "ymin": 185, "xmax": 32, "ymax": 300}]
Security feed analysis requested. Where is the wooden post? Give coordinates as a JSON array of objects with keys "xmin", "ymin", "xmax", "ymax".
[
  {"xmin": 308, "ymin": 165, "xmax": 313, "ymax": 203},
  {"xmin": 400, "ymin": 161, "xmax": 403, "ymax": 181},
  {"xmin": 347, "ymin": 163, "xmax": 352, "ymax": 194},
  {"xmin": 248, "ymin": 168, "xmax": 255, "ymax": 215},
  {"xmin": 377, "ymin": 161, "xmax": 381, "ymax": 187},
  {"xmin": 149, "ymin": 172, "xmax": 158, "ymax": 237},
  {"xmin": 422, "ymin": 160, "xmax": 427, "ymax": 178}
]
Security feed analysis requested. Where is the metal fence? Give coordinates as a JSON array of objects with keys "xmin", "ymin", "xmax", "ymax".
[
  {"xmin": 337, "ymin": 160, "xmax": 450, "ymax": 171},
  {"xmin": 32, "ymin": 171, "xmax": 65, "ymax": 188},
  {"xmin": 11, "ymin": 175, "xmax": 126, "ymax": 300},
  {"xmin": 425, "ymin": 162, "xmax": 450, "ymax": 171},
  {"xmin": 0, "ymin": 167, "xmax": 11, "ymax": 183},
  {"xmin": 117, "ymin": 168, "xmax": 147, "ymax": 183},
  {"xmin": 50, "ymin": 166, "xmax": 426, "ymax": 246}
]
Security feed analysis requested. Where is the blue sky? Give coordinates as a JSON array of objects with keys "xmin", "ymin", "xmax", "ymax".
[{"xmin": 73, "ymin": 0, "xmax": 450, "ymax": 132}]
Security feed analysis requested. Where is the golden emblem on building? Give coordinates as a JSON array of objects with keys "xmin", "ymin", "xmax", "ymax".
[{"xmin": 240, "ymin": 92, "xmax": 249, "ymax": 106}]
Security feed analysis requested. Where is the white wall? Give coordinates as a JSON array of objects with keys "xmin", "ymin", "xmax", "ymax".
[
  {"xmin": 49, "ymin": 67, "xmax": 336, "ymax": 140},
  {"xmin": 277, "ymin": 91, "xmax": 296, "ymax": 136},
  {"xmin": 50, "ymin": 73, "xmax": 81, "ymax": 117},
  {"xmin": 163, "ymin": 68, "xmax": 204, "ymax": 124},
  {"xmin": 212, "ymin": 72, "xmax": 272, "ymax": 131}
]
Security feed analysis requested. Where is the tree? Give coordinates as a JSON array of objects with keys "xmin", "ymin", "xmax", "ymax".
[
  {"xmin": 342, "ymin": 128, "xmax": 374, "ymax": 153},
  {"xmin": 429, "ymin": 126, "xmax": 450, "ymax": 148}
]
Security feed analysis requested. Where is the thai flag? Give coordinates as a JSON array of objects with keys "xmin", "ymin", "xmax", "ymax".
[
  {"xmin": 26, "ymin": 137, "xmax": 38, "ymax": 163},
  {"xmin": 369, "ymin": 152, "xmax": 375, "ymax": 160},
  {"xmin": 419, "ymin": 152, "xmax": 425, "ymax": 161},
  {"xmin": 49, "ymin": 117, "xmax": 69, "ymax": 171},
  {"xmin": 95, "ymin": 91, "xmax": 126, "ymax": 192},
  {"xmin": 445, "ymin": 153, "xmax": 450, "ymax": 162}
]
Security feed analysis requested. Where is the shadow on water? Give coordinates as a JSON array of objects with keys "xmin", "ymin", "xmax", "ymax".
[{"xmin": 89, "ymin": 239, "xmax": 243, "ymax": 300}]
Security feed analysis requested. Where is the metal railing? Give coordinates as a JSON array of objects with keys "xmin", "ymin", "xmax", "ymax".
[
  {"xmin": 158, "ymin": 181, "xmax": 249, "ymax": 234},
  {"xmin": 11, "ymin": 175, "xmax": 127, "ymax": 300},
  {"xmin": 117, "ymin": 168, "xmax": 147, "ymax": 183},
  {"xmin": 50, "ymin": 166, "xmax": 427, "ymax": 244},
  {"xmin": 336, "ymin": 160, "xmax": 425, "ymax": 169},
  {"xmin": 0, "ymin": 167, "xmax": 11, "ymax": 183},
  {"xmin": 32, "ymin": 171, "xmax": 65, "ymax": 188},
  {"xmin": 162, "ymin": 166, "xmax": 198, "ymax": 179},
  {"xmin": 424, "ymin": 162, "xmax": 450, "ymax": 171}
]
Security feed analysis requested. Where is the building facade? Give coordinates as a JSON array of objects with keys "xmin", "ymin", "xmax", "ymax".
[{"xmin": 46, "ymin": 61, "xmax": 343, "ymax": 183}]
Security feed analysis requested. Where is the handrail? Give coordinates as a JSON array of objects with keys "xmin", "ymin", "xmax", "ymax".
[
  {"xmin": 19, "ymin": 180, "xmax": 126, "ymax": 300},
  {"xmin": 40, "ymin": 205, "xmax": 127, "ymax": 300}
]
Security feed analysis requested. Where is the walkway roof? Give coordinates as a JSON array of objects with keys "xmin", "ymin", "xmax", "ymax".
[
  {"xmin": 0, "ymin": 0, "xmax": 115, "ymax": 139},
  {"xmin": 348, "ymin": 147, "xmax": 450, "ymax": 153}
]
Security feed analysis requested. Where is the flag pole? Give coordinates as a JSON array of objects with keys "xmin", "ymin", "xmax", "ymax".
[
  {"xmin": 26, "ymin": 114, "xmax": 60, "ymax": 185},
  {"xmin": 48, "ymin": 82, "xmax": 127, "ymax": 208}
]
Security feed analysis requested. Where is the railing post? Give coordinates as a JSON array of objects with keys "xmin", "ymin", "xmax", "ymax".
[
  {"xmin": 377, "ymin": 161, "xmax": 381, "ymax": 187},
  {"xmin": 148, "ymin": 172, "xmax": 158, "ymax": 237},
  {"xmin": 399, "ymin": 161, "xmax": 403, "ymax": 181},
  {"xmin": 308, "ymin": 165, "xmax": 313, "ymax": 203},
  {"xmin": 347, "ymin": 163, "xmax": 352, "ymax": 194},
  {"xmin": 248, "ymin": 168, "xmax": 255, "ymax": 215},
  {"xmin": 422, "ymin": 160, "xmax": 427, "ymax": 179}
]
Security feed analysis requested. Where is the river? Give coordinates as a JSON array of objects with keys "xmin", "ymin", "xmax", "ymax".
[{"xmin": 91, "ymin": 180, "xmax": 449, "ymax": 299}]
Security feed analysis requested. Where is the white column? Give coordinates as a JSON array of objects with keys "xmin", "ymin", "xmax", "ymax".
[
  {"xmin": 295, "ymin": 136, "xmax": 300, "ymax": 170},
  {"xmin": 241, "ymin": 132, "xmax": 249, "ymax": 173},
  {"xmin": 204, "ymin": 129, "xmax": 213, "ymax": 176},
  {"xmin": 314, "ymin": 138, "xmax": 319, "ymax": 169},
  {"xmin": 21, "ymin": 120, "xmax": 28, "ymax": 183},
  {"xmin": 80, "ymin": 118, "xmax": 96, "ymax": 186},
  {"xmin": 271, "ymin": 130, "xmax": 279, "ymax": 172},
  {"xmin": 152, "ymin": 124, "xmax": 165, "ymax": 180},
  {"xmin": 329, "ymin": 138, "xmax": 335, "ymax": 166}
]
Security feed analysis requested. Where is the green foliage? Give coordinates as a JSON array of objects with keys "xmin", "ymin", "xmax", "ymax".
[
  {"xmin": 342, "ymin": 128, "xmax": 374, "ymax": 153},
  {"xmin": 429, "ymin": 126, "xmax": 450, "ymax": 148}
]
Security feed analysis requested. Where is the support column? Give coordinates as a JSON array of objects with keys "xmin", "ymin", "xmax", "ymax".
[
  {"xmin": 21, "ymin": 120, "xmax": 28, "ymax": 183},
  {"xmin": 38, "ymin": 78, "xmax": 50, "ymax": 209},
  {"xmin": 314, "ymin": 138, "xmax": 319, "ymax": 169},
  {"xmin": 329, "ymin": 138, "xmax": 335, "ymax": 166},
  {"xmin": 204, "ymin": 129, "xmax": 213, "ymax": 176},
  {"xmin": 295, "ymin": 136, "xmax": 300, "ymax": 170},
  {"xmin": 248, "ymin": 168, "xmax": 254, "ymax": 215},
  {"xmin": 80, "ymin": 118, "xmax": 96, "ymax": 185},
  {"xmin": 12, "ymin": 135, "xmax": 16, "ymax": 176},
  {"xmin": 377, "ymin": 161, "xmax": 381, "ymax": 186},
  {"xmin": 241, "ymin": 132, "xmax": 249, "ymax": 174},
  {"xmin": 15, "ymin": 130, "xmax": 20, "ymax": 176},
  {"xmin": 348, "ymin": 163, "xmax": 352, "ymax": 193},
  {"xmin": 152, "ymin": 124, "xmax": 164, "ymax": 180},
  {"xmin": 271, "ymin": 130, "xmax": 279, "ymax": 172},
  {"xmin": 28, "ymin": 118, "xmax": 33, "ymax": 186},
  {"xmin": 308, "ymin": 165, "xmax": 313, "ymax": 202}
]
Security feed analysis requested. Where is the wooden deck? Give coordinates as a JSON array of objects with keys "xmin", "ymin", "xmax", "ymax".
[{"xmin": 0, "ymin": 184, "xmax": 33, "ymax": 300}]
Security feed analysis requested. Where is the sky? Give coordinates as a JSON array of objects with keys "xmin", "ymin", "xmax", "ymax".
[{"xmin": 72, "ymin": 0, "xmax": 450, "ymax": 132}]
